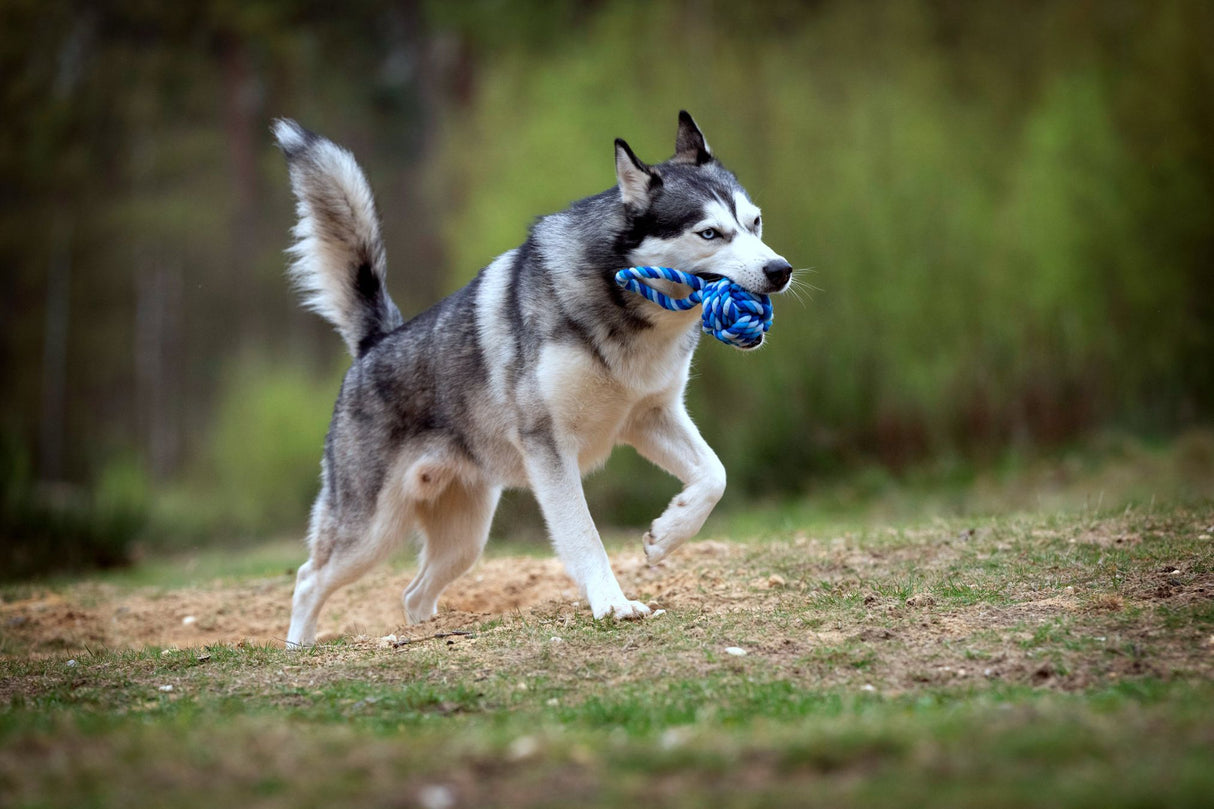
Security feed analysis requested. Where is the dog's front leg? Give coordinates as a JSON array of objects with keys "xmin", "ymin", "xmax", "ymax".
[
  {"xmin": 522, "ymin": 439, "xmax": 651, "ymax": 620},
  {"xmin": 624, "ymin": 402, "xmax": 727, "ymax": 564}
]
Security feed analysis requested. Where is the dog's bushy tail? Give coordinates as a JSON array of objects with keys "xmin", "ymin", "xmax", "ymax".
[{"xmin": 273, "ymin": 119, "xmax": 403, "ymax": 357}]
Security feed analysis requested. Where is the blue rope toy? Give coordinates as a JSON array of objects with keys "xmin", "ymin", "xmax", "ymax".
[{"xmin": 615, "ymin": 266, "xmax": 773, "ymax": 349}]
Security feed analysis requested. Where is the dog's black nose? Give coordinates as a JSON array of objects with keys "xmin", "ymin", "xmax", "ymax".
[{"xmin": 763, "ymin": 259, "xmax": 793, "ymax": 289}]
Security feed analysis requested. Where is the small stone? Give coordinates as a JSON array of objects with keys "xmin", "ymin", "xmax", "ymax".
[
  {"xmin": 508, "ymin": 735, "xmax": 541, "ymax": 761},
  {"xmin": 158, "ymin": 685, "xmax": 173, "ymax": 693},
  {"xmin": 767, "ymin": 574, "xmax": 787, "ymax": 588},
  {"xmin": 65, "ymin": 659, "xmax": 78, "ymax": 668},
  {"xmin": 181, "ymin": 616, "xmax": 196, "ymax": 626},
  {"xmin": 724, "ymin": 646, "xmax": 747, "ymax": 657},
  {"xmin": 860, "ymin": 683, "xmax": 876, "ymax": 692},
  {"xmin": 417, "ymin": 784, "xmax": 456, "ymax": 809},
  {"xmin": 660, "ymin": 727, "xmax": 691, "ymax": 750}
]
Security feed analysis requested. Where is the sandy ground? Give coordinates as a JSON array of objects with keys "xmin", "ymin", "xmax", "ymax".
[
  {"xmin": 0, "ymin": 542, "xmax": 739, "ymax": 654},
  {"xmin": 2, "ymin": 522, "xmax": 1210, "ymax": 693}
]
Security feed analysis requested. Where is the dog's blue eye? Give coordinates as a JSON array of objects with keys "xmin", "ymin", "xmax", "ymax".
[{"xmin": 699, "ymin": 228, "xmax": 718, "ymax": 241}]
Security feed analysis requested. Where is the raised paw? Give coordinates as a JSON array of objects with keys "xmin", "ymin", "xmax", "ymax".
[
  {"xmin": 643, "ymin": 497, "xmax": 710, "ymax": 564},
  {"xmin": 643, "ymin": 527, "xmax": 682, "ymax": 565}
]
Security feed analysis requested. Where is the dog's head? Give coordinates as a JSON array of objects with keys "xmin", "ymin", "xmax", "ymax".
[{"xmin": 615, "ymin": 112, "xmax": 793, "ymax": 298}]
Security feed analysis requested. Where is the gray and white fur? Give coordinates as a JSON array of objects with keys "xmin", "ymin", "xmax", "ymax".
[{"xmin": 273, "ymin": 112, "xmax": 792, "ymax": 647}]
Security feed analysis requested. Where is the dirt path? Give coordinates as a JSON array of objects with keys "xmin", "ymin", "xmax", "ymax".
[
  {"xmin": 0, "ymin": 542, "xmax": 739, "ymax": 655},
  {"xmin": 3, "ymin": 522, "xmax": 1211, "ymax": 694}
]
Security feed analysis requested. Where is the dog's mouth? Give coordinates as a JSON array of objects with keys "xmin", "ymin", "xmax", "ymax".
[
  {"xmin": 695, "ymin": 271, "xmax": 786, "ymax": 297},
  {"xmin": 734, "ymin": 336, "xmax": 765, "ymax": 351}
]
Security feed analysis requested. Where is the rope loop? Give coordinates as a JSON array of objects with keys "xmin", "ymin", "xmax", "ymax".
[{"xmin": 614, "ymin": 266, "xmax": 773, "ymax": 349}]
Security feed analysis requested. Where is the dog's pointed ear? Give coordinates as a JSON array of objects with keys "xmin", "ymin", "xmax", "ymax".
[
  {"xmin": 673, "ymin": 110, "xmax": 713, "ymax": 165},
  {"xmin": 615, "ymin": 138, "xmax": 660, "ymax": 208}
]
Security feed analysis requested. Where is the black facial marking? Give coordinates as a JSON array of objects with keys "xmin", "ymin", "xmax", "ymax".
[
  {"xmin": 716, "ymin": 191, "xmax": 737, "ymax": 221},
  {"xmin": 614, "ymin": 161, "xmax": 747, "ymax": 255}
]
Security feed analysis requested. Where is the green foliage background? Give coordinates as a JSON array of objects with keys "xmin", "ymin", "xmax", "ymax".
[{"xmin": 1, "ymin": 0, "xmax": 1211, "ymax": 568}]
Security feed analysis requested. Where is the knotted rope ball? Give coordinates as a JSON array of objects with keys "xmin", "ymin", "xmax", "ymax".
[{"xmin": 614, "ymin": 266, "xmax": 773, "ymax": 349}]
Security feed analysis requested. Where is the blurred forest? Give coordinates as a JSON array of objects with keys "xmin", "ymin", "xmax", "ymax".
[{"xmin": 2, "ymin": 0, "xmax": 1212, "ymax": 575}]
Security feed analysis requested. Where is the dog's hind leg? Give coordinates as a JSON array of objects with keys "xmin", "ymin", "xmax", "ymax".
[
  {"xmin": 287, "ymin": 494, "xmax": 410, "ymax": 648},
  {"xmin": 403, "ymin": 479, "xmax": 500, "ymax": 623},
  {"xmin": 286, "ymin": 554, "xmax": 329, "ymax": 649}
]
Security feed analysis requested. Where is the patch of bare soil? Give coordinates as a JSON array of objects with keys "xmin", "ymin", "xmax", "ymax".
[
  {"xmin": 2, "ymin": 520, "xmax": 1211, "ymax": 693},
  {"xmin": 0, "ymin": 554, "xmax": 576, "ymax": 654},
  {"xmin": 0, "ymin": 540, "xmax": 746, "ymax": 655}
]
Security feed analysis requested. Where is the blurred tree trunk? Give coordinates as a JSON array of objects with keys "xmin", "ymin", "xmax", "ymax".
[
  {"xmin": 135, "ymin": 254, "xmax": 183, "ymax": 480},
  {"xmin": 394, "ymin": 0, "xmax": 446, "ymax": 308},
  {"xmin": 35, "ymin": 11, "xmax": 94, "ymax": 481},
  {"xmin": 39, "ymin": 216, "xmax": 72, "ymax": 482},
  {"xmin": 220, "ymin": 29, "xmax": 263, "ymax": 341}
]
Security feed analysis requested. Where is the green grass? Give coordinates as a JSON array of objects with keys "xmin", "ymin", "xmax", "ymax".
[
  {"xmin": 2, "ymin": 460, "xmax": 1212, "ymax": 807},
  {"xmin": 2, "ymin": 664, "xmax": 1211, "ymax": 807}
]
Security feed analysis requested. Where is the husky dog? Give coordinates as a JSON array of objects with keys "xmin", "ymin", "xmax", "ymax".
[{"xmin": 274, "ymin": 112, "xmax": 792, "ymax": 647}]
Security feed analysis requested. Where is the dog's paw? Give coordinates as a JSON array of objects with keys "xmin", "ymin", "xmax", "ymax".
[
  {"xmin": 644, "ymin": 498, "xmax": 709, "ymax": 564},
  {"xmin": 643, "ymin": 525, "xmax": 687, "ymax": 565},
  {"xmin": 592, "ymin": 598, "xmax": 652, "ymax": 621},
  {"xmin": 643, "ymin": 529, "xmax": 667, "ymax": 564},
  {"xmin": 403, "ymin": 593, "xmax": 438, "ymax": 625}
]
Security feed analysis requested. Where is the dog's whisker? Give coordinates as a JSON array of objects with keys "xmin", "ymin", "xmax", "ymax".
[{"xmin": 779, "ymin": 268, "xmax": 819, "ymax": 307}]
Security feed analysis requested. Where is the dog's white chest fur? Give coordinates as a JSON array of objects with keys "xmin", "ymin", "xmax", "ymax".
[{"xmin": 534, "ymin": 339, "xmax": 690, "ymax": 473}]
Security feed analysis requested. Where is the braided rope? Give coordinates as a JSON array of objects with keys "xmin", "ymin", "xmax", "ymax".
[{"xmin": 614, "ymin": 266, "xmax": 773, "ymax": 349}]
